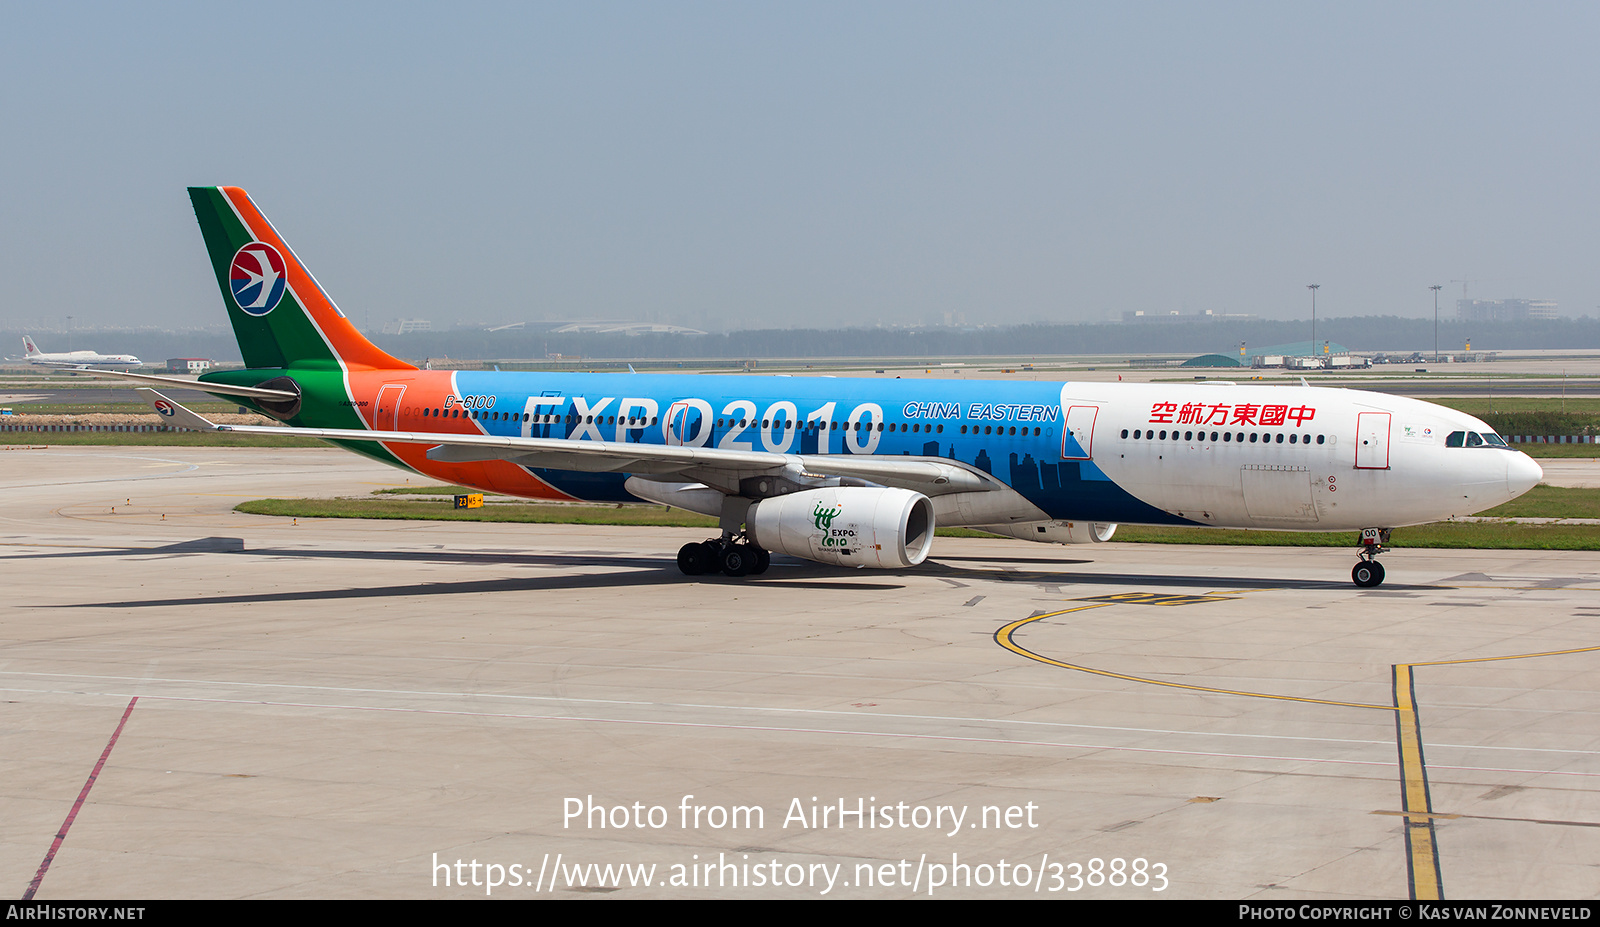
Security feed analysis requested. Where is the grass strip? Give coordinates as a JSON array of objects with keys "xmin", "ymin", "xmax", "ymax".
[
  {"xmin": 1476, "ymin": 485, "xmax": 1600, "ymax": 519},
  {"xmin": 236, "ymin": 498, "xmax": 723, "ymax": 527},
  {"xmin": 0, "ymin": 432, "xmax": 326, "ymax": 447},
  {"xmin": 235, "ymin": 497, "xmax": 1600, "ymax": 549},
  {"xmin": 1114, "ymin": 522, "xmax": 1600, "ymax": 550}
]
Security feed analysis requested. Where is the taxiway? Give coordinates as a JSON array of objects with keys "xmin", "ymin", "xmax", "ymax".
[{"xmin": 1, "ymin": 447, "xmax": 1597, "ymax": 899}]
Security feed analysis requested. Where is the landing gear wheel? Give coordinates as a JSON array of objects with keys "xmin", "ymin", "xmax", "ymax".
[
  {"xmin": 751, "ymin": 547, "xmax": 770, "ymax": 575},
  {"xmin": 677, "ymin": 542, "xmax": 705, "ymax": 576},
  {"xmin": 1352, "ymin": 560, "xmax": 1385, "ymax": 588},
  {"xmin": 720, "ymin": 544, "xmax": 752, "ymax": 577},
  {"xmin": 693, "ymin": 541, "xmax": 719, "ymax": 575}
]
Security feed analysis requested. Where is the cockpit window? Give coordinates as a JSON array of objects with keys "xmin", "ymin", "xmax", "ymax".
[{"xmin": 1446, "ymin": 430, "xmax": 1510, "ymax": 448}]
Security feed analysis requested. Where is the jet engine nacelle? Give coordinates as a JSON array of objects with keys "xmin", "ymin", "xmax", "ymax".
[
  {"xmin": 748, "ymin": 487, "xmax": 935, "ymax": 569},
  {"xmin": 977, "ymin": 520, "xmax": 1118, "ymax": 544}
]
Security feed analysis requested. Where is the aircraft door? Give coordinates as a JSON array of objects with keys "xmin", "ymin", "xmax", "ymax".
[
  {"xmin": 665, "ymin": 400, "xmax": 711, "ymax": 447},
  {"xmin": 375, "ymin": 384, "xmax": 406, "ymax": 431},
  {"xmin": 524, "ymin": 390, "xmax": 562, "ymax": 438},
  {"xmin": 1062, "ymin": 405, "xmax": 1098, "ymax": 460},
  {"xmin": 1355, "ymin": 412, "xmax": 1391, "ymax": 469}
]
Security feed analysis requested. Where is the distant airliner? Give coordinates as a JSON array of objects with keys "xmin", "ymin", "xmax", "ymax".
[
  {"xmin": 120, "ymin": 187, "xmax": 1541, "ymax": 587},
  {"xmin": 18, "ymin": 335, "xmax": 141, "ymax": 368}
]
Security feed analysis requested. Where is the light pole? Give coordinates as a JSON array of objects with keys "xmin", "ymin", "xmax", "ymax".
[
  {"xmin": 1430, "ymin": 284, "xmax": 1442, "ymax": 362},
  {"xmin": 1306, "ymin": 284, "xmax": 1319, "ymax": 362}
]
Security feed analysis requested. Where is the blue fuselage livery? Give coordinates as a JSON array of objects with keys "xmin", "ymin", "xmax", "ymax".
[
  {"xmin": 433, "ymin": 371, "xmax": 1169, "ymax": 526},
  {"xmin": 122, "ymin": 186, "xmax": 1544, "ymax": 586}
]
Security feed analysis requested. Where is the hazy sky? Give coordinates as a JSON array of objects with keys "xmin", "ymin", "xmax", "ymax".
[{"xmin": 3, "ymin": 2, "xmax": 1597, "ymax": 332}]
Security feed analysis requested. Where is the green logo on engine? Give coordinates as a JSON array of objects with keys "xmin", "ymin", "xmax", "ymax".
[{"xmin": 813, "ymin": 501, "xmax": 842, "ymax": 531}]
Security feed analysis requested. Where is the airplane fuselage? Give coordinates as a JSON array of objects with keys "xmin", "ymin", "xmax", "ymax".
[
  {"xmin": 19, "ymin": 337, "xmax": 141, "ymax": 368},
  {"xmin": 26, "ymin": 353, "xmax": 143, "ymax": 368},
  {"xmin": 204, "ymin": 366, "xmax": 1540, "ymax": 533}
]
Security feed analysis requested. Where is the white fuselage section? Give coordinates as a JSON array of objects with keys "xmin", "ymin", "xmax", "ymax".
[
  {"xmin": 1065, "ymin": 382, "xmax": 1540, "ymax": 531},
  {"xmin": 19, "ymin": 336, "xmax": 141, "ymax": 369}
]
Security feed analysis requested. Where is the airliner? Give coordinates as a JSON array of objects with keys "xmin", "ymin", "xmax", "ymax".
[
  {"xmin": 120, "ymin": 187, "xmax": 1542, "ymax": 587},
  {"xmin": 18, "ymin": 335, "xmax": 141, "ymax": 368}
]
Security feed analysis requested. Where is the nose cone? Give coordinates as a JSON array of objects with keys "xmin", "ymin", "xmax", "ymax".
[{"xmin": 1507, "ymin": 452, "xmax": 1543, "ymax": 498}]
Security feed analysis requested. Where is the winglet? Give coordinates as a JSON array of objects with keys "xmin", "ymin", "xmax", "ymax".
[{"xmin": 138, "ymin": 389, "xmax": 226, "ymax": 432}]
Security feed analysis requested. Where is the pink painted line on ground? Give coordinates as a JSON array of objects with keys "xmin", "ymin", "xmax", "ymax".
[{"xmin": 22, "ymin": 696, "xmax": 138, "ymax": 901}]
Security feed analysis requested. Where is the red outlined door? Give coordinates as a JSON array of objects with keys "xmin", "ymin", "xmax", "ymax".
[
  {"xmin": 1355, "ymin": 411, "xmax": 1391, "ymax": 469},
  {"xmin": 1062, "ymin": 405, "xmax": 1098, "ymax": 460},
  {"xmin": 665, "ymin": 400, "xmax": 711, "ymax": 447}
]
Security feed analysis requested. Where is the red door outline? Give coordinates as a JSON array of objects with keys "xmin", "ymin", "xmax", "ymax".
[
  {"xmin": 1355, "ymin": 411, "xmax": 1391, "ymax": 469},
  {"xmin": 1062, "ymin": 405, "xmax": 1098, "ymax": 460}
]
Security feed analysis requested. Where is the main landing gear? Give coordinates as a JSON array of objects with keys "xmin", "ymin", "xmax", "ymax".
[
  {"xmin": 678, "ymin": 536, "xmax": 771, "ymax": 577},
  {"xmin": 1352, "ymin": 527, "xmax": 1391, "ymax": 588}
]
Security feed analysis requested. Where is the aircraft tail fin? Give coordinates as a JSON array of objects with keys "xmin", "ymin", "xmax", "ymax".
[
  {"xmin": 22, "ymin": 336, "xmax": 39, "ymax": 357},
  {"xmin": 187, "ymin": 187, "xmax": 413, "ymax": 372}
]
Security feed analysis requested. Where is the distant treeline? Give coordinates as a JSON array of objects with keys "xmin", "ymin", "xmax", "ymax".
[
  {"xmin": 368, "ymin": 316, "xmax": 1600, "ymax": 361},
  {"xmin": 6, "ymin": 316, "xmax": 1598, "ymax": 365}
]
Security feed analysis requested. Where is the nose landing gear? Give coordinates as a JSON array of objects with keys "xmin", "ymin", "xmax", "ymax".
[
  {"xmin": 677, "ymin": 536, "xmax": 770, "ymax": 577},
  {"xmin": 1352, "ymin": 528, "xmax": 1391, "ymax": 588}
]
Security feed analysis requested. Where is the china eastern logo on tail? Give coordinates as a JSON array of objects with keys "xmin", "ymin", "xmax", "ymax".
[{"xmin": 229, "ymin": 243, "xmax": 287, "ymax": 316}]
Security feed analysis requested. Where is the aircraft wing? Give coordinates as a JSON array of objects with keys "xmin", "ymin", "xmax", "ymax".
[{"xmin": 138, "ymin": 390, "xmax": 998, "ymax": 495}]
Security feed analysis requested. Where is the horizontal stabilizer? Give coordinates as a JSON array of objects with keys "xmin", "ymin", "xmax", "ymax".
[
  {"xmin": 73, "ymin": 368, "xmax": 300, "ymax": 400},
  {"xmin": 138, "ymin": 389, "xmax": 223, "ymax": 431}
]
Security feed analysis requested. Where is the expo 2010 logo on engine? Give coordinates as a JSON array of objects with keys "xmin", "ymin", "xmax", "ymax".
[{"xmin": 229, "ymin": 242, "xmax": 288, "ymax": 316}]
